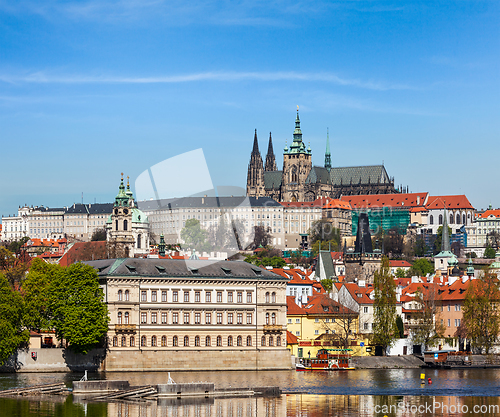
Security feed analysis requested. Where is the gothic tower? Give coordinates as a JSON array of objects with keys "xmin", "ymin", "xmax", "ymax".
[
  {"xmin": 246, "ymin": 129, "xmax": 265, "ymax": 197},
  {"xmin": 282, "ymin": 108, "xmax": 312, "ymax": 201},
  {"xmin": 265, "ymin": 132, "xmax": 278, "ymax": 172},
  {"xmin": 324, "ymin": 128, "xmax": 332, "ymax": 171}
]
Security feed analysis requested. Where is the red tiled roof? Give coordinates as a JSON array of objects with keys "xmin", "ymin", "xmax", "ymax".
[
  {"xmin": 476, "ymin": 209, "xmax": 500, "ymax": 219},
  {"xmin": 340, "ymin": 193, "xmax": 428, "ymax": 209},
  {"xmin": 286, "ymin": 294, "xmax": 356, "ymax": 316},
  {"xmin": 322, "ymin": 199, "xmax": 352, "ymax": 210},
  {"xmin": 389, "ymin": 260, "xmax": 412, "ymax": 268},
  {"xmin": 330, "ymin": 252, "xmax": 343, "ymax": 260},
  {"xmin": 58, "ymin": 241, "xmax": 107, "ymax": 267},
  {"xmin": 286, "ymin": 330, "xmax": 299, "ymax": 345},
  {"xmin": 425, "ymin": 195, "xmax": 474, "ymax": 210},
  {"xmin": 342, "ymin": 283, "xmax": 374, "ymax": 304}
]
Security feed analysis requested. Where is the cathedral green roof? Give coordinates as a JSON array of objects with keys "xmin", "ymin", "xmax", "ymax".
[
  {"xmin": 264, "ymin": 171, "xmax": 283, "ymax": 190},
  {"xmin": 131, "ymin": 208, "xmax": 148, "ymax": 224},
  {"xmin": 329, "ymin": 165, "xmax": 390, "ymax": 186}
]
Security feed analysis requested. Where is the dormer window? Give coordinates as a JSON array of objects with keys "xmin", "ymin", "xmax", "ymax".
[
  {"xmin": 155, "ymin": 265, "xmax": 166, "ymax": 273},
  {"xmin": 125, "ymin": 264, "xmax": 136, "ymax": 273},
  {"xmin": 221, "ymin": 267, "xmax": 231, "ymax": 275}
]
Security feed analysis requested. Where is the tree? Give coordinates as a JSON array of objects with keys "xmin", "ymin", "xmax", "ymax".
[
  {"xmin": 434, "ymin": 226, "xmax": 452, "ymax": 254},
  {"xmin": 0, "ymin": 274, "xmax": 29, "ymax": 365},
  {"xmin": 382, "ymin": 227, "xmax": 404, "ymax": 257},
  {"xmin": 180, "ymin": 219, "xmax": 210, "ymax": 253},
  {"xmin": 91, "ymin": 228, "xmax": 107, "ymax": 241},
  {"xmin": 312, "ymin": 239, "xmax": 339, "ymax": 256},
  {"xmin": 309, "ymin": 220, "xmax": 340, "ymax": 253},
  {"xmin": 0, "ymin": 246, "xmax": 30, "ymax": 288},
  {"xmin": 486, "ymin": 231, "xmax": 500, "ymax": 250},
  {"xmin": 48, "ymin": 262, "xmax": 109, "ymax": 354},
  {"xmin": 252, "ymin": 225, "xmax": 272, "ymax": 249},
  {"xmin": 407, "ymin": 258, "xmax": 434, "ymax": 278},
  {"xmin": 413, "ymin": 236, "xmax": 428, "ymax": 257},
  {"xmin": 461, "ymin": 270, "xmax": 500, "ymax": 354},
  {"xmin": 372, "ymin": 257, "xmax": 398, "ymax": 354},
  {"xmin": 484, "ymin": 245, "xmax": 496, "ymax": 259},
  {"xmin": 411, "ymin": 285, "xmax": 445, "ymax": 350},
  {"xmin": 396, "ymin": 315, "xmax": 404, "ymax": 338},
  {"xmin": 321, "ymin": 278, "xmax": 333, "ymax": 292},
  {"xmin": 394, "ymin": 268, "xmax": 407, "ymax": 278},
  {"xmin": 7, "ymin": 236, "xmax": 30, "ymax": 255},
  {"xmin": 319, "ymin": 298, "xmax": 358, "ymax": 349}
]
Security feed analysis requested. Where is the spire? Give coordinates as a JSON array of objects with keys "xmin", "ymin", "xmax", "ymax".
[
  {"xmin": 159, "ymin": 233, "xmax": 165, "ymax": 257},
  {"xmin": 114, "ymin": 173, "xmax": 129, "ymax": 207},
  {"xmin": 285, "ymin": 106, "xmax": 307, "ymax": 155},
  {"xmin": 252, "ymin": 129, "xmax": 259, "ymax": 154},
  {"xmin": 265, "ymin": 132, "xmax": 277, "ymax": 171},
  {"xmin": 442, "ymin": 201, "xmax": 451, "ymax": 253},
  {"xmin": 324, "ymin": 127, "xmax": 332, "ymax": 171}
]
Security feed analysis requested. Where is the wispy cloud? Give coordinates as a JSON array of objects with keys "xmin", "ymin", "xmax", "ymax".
[{"xmin": 0, "ymin": 70, "xmax": 417, "ymax": 91}]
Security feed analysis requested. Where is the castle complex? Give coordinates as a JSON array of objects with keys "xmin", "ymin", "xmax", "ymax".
[{"xmin": 246, "ymin": 109, "xmax": 398, "ymax": 202}]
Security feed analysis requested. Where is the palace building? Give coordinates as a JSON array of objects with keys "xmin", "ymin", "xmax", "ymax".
[
  {"xmin": 246, "ymin": 109, "xmax": 398, "ymax": 202},
  {"xmin": 86, "ymin": 258, "xmax": 292, "ymax": 371}
]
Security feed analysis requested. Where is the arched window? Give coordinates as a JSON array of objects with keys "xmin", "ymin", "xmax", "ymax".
[
  {"xmin": 439, "ymin": 214, "xmax": 443, "ymax": 225},
  {"xmin": 430, "ymin": 215, "xmax": 434, "ymax": 225},
  {"xmin": 117, "ymin": 312, "xmax": 122, "ymax": 324},
  {"xmin": 265, "ymin": 313, "xmax": 270, "ymax": 325},
  {"xmin": 151, "ymin": 336, "xmax": 157, "ymax": 347},
  {"xmin": 216, "ymin": 336, "xmax": 222, "ymax": 347},
  {"xmin": 457, "ymin": 214, "xmax": 461, "ymax": 224},
  {"xmin": 130, "ymin": 336, "xmax": 135, "ymax": 347},
  {"xmin": 195, "ymin": 336, "xmax": 200, "ymax": 347},
  {"xmin": 246, "ymin": 336, "xmax": 252, "ymax": 346},
  {"xmin": 463, "ymin": 214, "xmax": 466, "ymax": 224},
  {"xmin": 173, "ymin": 336, "xmax": 178, "ymax": 347},
  {"xmin": 205, "ymin": 336, "xmax": 211, "ymax": 347},
  {"xmin": 118, "ymin": 290, "xmax": 123, "ymax": 301},
  {"xmin": 265, "ymin": 292, "xmax": 270, "ymax": 303},
  {"xmin": 121, "ymin": 336, "xmax": 126, "ymax": 347},
  {"xmin": 124, "ymin": 312, "xmax": 129, "ymax": 324},
  {"xmin": 277, "ymin": 336, "xmax": 281, "ymax": 346},
  {"xmin": 113, "ymin": 336, "xmax": 118, "ymax": 347},
  {"xmin": 125, "ymin": 290, "xmax": 129, "ymax": 301},
  {"xmin": 115, "ymin": 220, "xmax": 119, "ymax": 231},
  {"xmin": 141, "ymin": 336, "xmax": 146, "ymax": 347},
  {"xmin": 237, "ymin": 336, "xmax": 242, "ymax": 346},
  {"xmin": 450, "ymin": 214, "xmax": 454, "ymax": 224},
  {"xmin": 269, "ymin": 336, "xmax": 274, "ymax": 346},
  {"xmin": 227, "ymin": 336, "xmax": 233, "ymax": 346},
  {"xmin": 184, "ymin": 336, "xmax": 189, "ymax": 347},
  {"xmin": 161, "ymin": 336, "xmax": 167, "ymax": 347},
  {"xmin": 123, "ymin": 219, "xmax": 128, "ymax": 231},
  {"xmin": 137, "ymin": 234, "xmax": 141, "ymax": 249},
  {"xmin": 271, "ymin": 313, "xmax": 276, "ymax": 325},
  {"xmin": 271, "ymin": 292, "xmax": 276, "ymax": 303},
  {"xmin": 261, "ymin": 336, "xmax": 266, "ymax": 346}
]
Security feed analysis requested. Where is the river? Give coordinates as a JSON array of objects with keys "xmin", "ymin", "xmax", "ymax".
[{"xmin": 1, "ymin": 368, "xmax": 499, "ymax": 416}]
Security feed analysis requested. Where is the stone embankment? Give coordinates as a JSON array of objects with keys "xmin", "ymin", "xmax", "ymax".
[{"xmin": 352, "ymin": 356, "xmax": 424, "ymax": 369}]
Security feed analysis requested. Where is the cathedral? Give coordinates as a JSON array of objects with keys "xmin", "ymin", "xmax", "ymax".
[{"xmin": 246, "ymin": 109, "xmax": 398, "ymax": 202}]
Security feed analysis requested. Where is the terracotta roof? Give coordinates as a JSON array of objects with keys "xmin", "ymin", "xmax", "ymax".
[
  {"xmin": 389, "ymin": 260, "xmax": 412, "ymax": 268},
  {"xmin": 425, "ymin": 195, "xmax": 474, "ymax": 210},
  {"xmin": 395, "ymin": 278, "xmax": 411, "ymax": 287},
  {"xmin": 59, "ymin": 241, "xmax": 107, "ymax": 267},
  {"xmin": 401, "ymin": 282, "xmax": 439, "ymax": 297},
  {"xmin": 476, "ymin": 209, "xmax": 500, "ymax": 219},
  {"xmin": 340, "ymin": 193, "xmax": 428, "ymax": 209},
  {"xmin": 322, "ymin": 199, "xmax": 352, "ymax": 210},
  {"xmin": 440, "ymin": 278, "xmax": 473, "ymax": 301},
  {"xmin": 286, "ymin": 330, "xmax": 299, "ymax": 345},
  {"xmin": 330, "ymin": 252, "xmax": 344, "ymax": 260},
  {"xmin": 342, "ymin": 283, "xmax": 374, "ymax": 304},
  {"xmin": 286, "ymin": 294, "xmax": 356, "ymax": 316}
]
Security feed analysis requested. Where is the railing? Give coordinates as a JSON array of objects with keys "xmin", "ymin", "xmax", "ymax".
[
  {"xmin": 115, "ymin": 324, "xmax": 137, "ymax": 332},
  {"xmin": 263, "ymin": 324, "xmax": 284, "ymax": 332}
]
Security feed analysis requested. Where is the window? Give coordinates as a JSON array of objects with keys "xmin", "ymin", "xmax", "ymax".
[
  {"xmin": 271, "ymin": 313, "xmax": 276, "ymax": 325},
  {"xmin": 113, "ymin": 336, "xmax": 118, "ymax": 347},
  {"xmin": 141, "ymin": 336, "xmax": 146, "ymax": 347},
  {"xmin": 237, "ymin": 336, "xmax": 242, "ymax": 346},
  {"xmin": 117, "ymin": 312, "xmax": 122, "ymax": 324},
  {"xmin": 118, "ymin": 290, "xmax": 123, "ymax": 301},
  {"xmin": 173, "ymin": 336, "xmax": 178, "ymax": 347},
  {"xmin": 123, "ymin": 219, "xmax": 128, "ymax": 231},
  {"xmin": 195, "ymin": 291, "xmax": 200, "ymax": 302},
  {"xmin": 269, "ymin": 336, "xmax": 274, "ymax": 346},
  {"xmin": 455, "ymin": 304, "xmax": 460, "ymax": 311},
  {"xmin": 184, "ymin": 336, "xmax": 189, "ymax": 347},
  {"xmin": 261, "ymin": 336, "xmax": 266, "ymax": 346},
  {"xmin": 227, "ymin": 336, "xmax": 233, "ymax": 346},
  {"xmin": 161, "ymin": 312, "xmax": 167, "ymax": 324},
  {"xmin": 141, "ymin": 291, "xmax": 147, "ymax": 302},
  {"xmin": 195, "ymin": 312, "xmax": 201, "ymax": 324},
  {"xmin": 183, "ymin": 312, "xmax": 190, "ymax": 324},
  {"xmin": 195, "ymin": 336, "xmax": 200, "ymax": 347},
  {"xmin": 151, "ymin": 291, "xmax": 157, "ymax": 302},
  {"xmin": 247, "ymin": 292, "xmax": 252, "ymax": 303},
  {"xmin": 216, "ymin": 336, "xmax": 222, "ymax": 347},
  {"xmin": 206, "ymin": 292, "xmax": 211, "ymax": 302},
  {"xmin": 217, "ymin": 313, "xmax": 223, "ymax": 324},
  {"xmin": 247, "ymin": 336, "xmax": 252, "ymax": 346},
  {"xmin": 277, "ymin": 336, "xmax": 281, "ymax": 346},
  {"xmin": 364, "ymin": 323, "xmax": 369, "ymax": 330},
  {"xmin": 205, "ymin": 336, "xmax": 211, "ymax": 346},
  {"xmin": 295, "ymin": 331, "xmax": 300, "ymax": 336},
  {"xmin": 161, "ymin": 336, "xmax": 167, "ymax": 347},
  {"xmin": 130, "ymin": 336, "xmax": 135, "ymax": 347},
  {"xmin": 364, "ymin": 307, "xmax": 369, "ymax": 313},
  {"xmin": 295, "ymin": 318, "xmax": 300, "ymax": 323},
  {"xmin": 124, "ymin": 312, "xmax": 129, "ymax": 324},
  {"xmin": 125, "ymin": 290, "xmax": 129, "ymax": 301},
  {"xmin": 227, "ymin": 292, "xmax": 233, "ymax": 303},
  {"xmin": 447, "ymin": 305, "xmax": 451, "ymax": 312},
  {"xmin": 439, "ymin": 214, "xmax": 443, "ymax": 225},
  {"xmin": 265, "ymin": 292, "xmax": 270, "ymax": 303},
  {"xmin": 217, "ymin": 292, "xmax": 222, "ymax": 302},
  {"xmin": 227, "ymin": 313, "xmax": 233, "ymax": 324},
  {"xmin": 315, "ymin": 330, "xmax": 319, "ymax": 335},
  {"xmin": 247, "ymin": 313, "xmax": 252, "ymax": 324},
  {"xmin": 173, "ymin": 291, "xmax": 178, "ymax": 302},
  {"xmin": 265, "ymin": 313, "xmax": 270, "ymax": 325},
  {"xmin": 151, "ymin": 312, "xmax": 157, "ymax": 324},
  {"xmin": 172, "ymin": 312, "xmax": 179, "ymax": 324},
  {"xmin": 151, "ymin": 336, "xmax": 157, "ymax": 347},
  {"xmin": 447, "ymin": 319, "xmax": 451, "ymax": 327},
  {"xmin": 205, "ymin": 312, "xmax": 212, "ymax": 324},
  {"xmin": 271, "ymin": 292, "xmax": 276, "ymax": 303},
  {"xmin": 237, "ymin": 313, "xmax": 243, "ymax": 324},
  {"xmin": 184, "ymin": 292, "xmax": 190, "ymax": 302},
  {"xmin": 315, "ymin": 318, "xmax": 319, "ymax": 323},
  {"xmin": 237, "ymin": 292, "xmax": 243, "ymax": 303},
  {"xmin": 141, "ymin": 312, "xmax": 147, "ymax": 324},
  {"xmin": 161, "ymin": 291, "xmax": 167, "ymax": 302}
]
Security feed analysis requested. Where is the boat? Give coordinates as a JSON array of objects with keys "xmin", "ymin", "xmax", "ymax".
[{"xmin": 296, "ymin": 348, "xmax": 355, "ymax": 371}]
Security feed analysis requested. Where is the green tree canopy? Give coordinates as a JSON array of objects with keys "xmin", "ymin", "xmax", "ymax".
[
  {"xmin": 484, "ymin": 245, "xmax": 496, "ymax": 259},
  {"xmin": 180, "ymin": 219, "xmax": 210, "ymax": 253},
  {"xmin": 0, "ymin": 274, "xmax": 29, "ymax": 365},
  {"xmin": 320, "ymin": 278, "xmax": 333, "ymax": 292},
  {"xmin": 48, "ymin": 262, "xmax": 109, "ymax": 354},
  {"xmin": 411, "ymin": 285, "xmax": 445, "ymax": 350},
  {"xmin": 407, "ymin": 258, "xmax": 434, "ymax": 278},
  {"xmin": 91, "ymin": 228, "xmax": 107, "ymax": 241},
  {"xmin": 309, "ymin": 220, "xmax": 340, "ymax": 254},
  {"xmin": 372, "ymin": 257, "xmax": 399, "ymax": 354}
]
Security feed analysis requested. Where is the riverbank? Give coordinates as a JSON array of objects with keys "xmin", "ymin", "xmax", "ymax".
[{"xmin": 352, "ymin": 355, "xmax": 424, "ymax": 369}]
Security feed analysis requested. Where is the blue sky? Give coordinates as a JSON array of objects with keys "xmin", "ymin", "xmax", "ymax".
[{"xmin": 1, "ymin": 0, "xmax": 499, "ymax": 220}]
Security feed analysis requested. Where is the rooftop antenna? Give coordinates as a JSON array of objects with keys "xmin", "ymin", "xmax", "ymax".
[{"xmin": 81, "ymin": 192, "xmax": 83, "ymax": 204}]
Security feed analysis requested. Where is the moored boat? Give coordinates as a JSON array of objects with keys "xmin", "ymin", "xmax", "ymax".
[{"xmin": 296, "ymin": 348, "xmax": 355, "ymax": 371}]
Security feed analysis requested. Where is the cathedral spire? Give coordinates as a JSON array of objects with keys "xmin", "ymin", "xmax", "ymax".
[
  {"xmin": 246, "ymin": 129, "xmax": 265, "ymax": 197},
  {"xmin": 265, "ymin": 132, "xmax": 278, "ymax": 171},
  {"xmin": 442, "ymin": 201, "xmax": 451, "ymax": 253},
  {"xmin": 324, "ymin": 127, "xmax": 332, "ymax": 171},
  {"xmin": 252, "ymin": 129, "xmax": 259, "ymax": 154}
]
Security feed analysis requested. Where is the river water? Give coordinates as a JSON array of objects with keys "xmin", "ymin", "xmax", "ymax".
[{"xmin": 0, "ymin": 368, "xmax": 499, "ymax": 416}]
